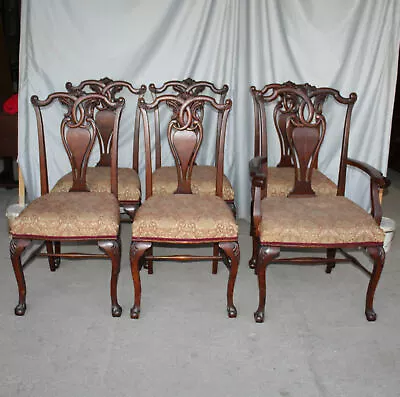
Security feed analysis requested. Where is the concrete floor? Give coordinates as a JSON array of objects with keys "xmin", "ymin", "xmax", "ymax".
[{"xmin": 0, "ymin": 173, "xmax": 399, "ymax": 397}]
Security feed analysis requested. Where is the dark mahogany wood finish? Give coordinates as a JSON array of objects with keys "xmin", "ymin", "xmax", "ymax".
[
  {"xmin": 129, "ymin": 90, "xmax": 240, "ymax": 319},
  {"xmin": 148, "ymin": 78, "xmax": 234, "ymax": 275},
  {"xmin": 10, "ymin": 92, "xmax": 124, "ymax": 316},
  {"xmin": 249, "ymin": 83, "xmax": 388, "ymax": 322},
  {"xmin": 65, "ymin": 77, "xmax": 146, "ymax": 219}
]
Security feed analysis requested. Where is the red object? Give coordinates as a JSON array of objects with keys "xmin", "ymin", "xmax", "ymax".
[{"xmin": 2, "ymin": 93, "xmax": 18, "ymax": 115}]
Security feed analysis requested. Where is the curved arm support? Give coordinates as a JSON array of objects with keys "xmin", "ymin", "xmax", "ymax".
[
  {"xmin": 346, "ymin": 158, "xmax": 389, "ymax": 225},
  {"xmin": 249, "ymin": 156, "xmax": 268, "ymax": 237}
]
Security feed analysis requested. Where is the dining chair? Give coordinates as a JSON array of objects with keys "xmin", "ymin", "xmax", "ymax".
[
  {"xmin": 129, "ymin": 89, "xmax": 240, "ymax": 319},
  {"xmin": 249, "ymin": 81, "xmax": 339, "ymax": 269},
  {"xmin": 249, "ymin": 83, "xmax": 388, "ymax": 322},
  {"xmin": 52, "ymin": 77, "xmax": 146, "ymax": 220},
  {"xmin": 10, "ymin": 92, "xmax": 124, "ymax": 316},
  {"xmin": 147, "ymin": 78, "xmax": 235, "ymax": 274}
]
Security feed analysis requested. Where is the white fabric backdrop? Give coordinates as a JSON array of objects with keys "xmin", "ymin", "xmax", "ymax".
[{"xmin": 18, "ymin": 0, "xmax": 400, "ymax": 219}]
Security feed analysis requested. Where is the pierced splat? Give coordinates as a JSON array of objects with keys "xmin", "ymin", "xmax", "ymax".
[
  {"xmin": 274, "ymin": 96, "xmax": 298, "ymax": 167},
  {"xmin": 169, "ymin": 119, "xmax": 203, "ymax": 194},
  {"xmin": 286, "ymin": 115, "xmax": 326, "ymax": 197},
  {"xmin": 139, "ymin": 92, "xmax": 231, "ymax": 198},
  {"xmin": 95, "ymin": 109, "xmax": 115, "ymax": 166}
]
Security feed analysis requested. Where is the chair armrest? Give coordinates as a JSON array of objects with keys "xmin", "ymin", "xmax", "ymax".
[
  {"xmin": 249, "ymin": 156, "xmax": 267, "ymax": 189},
  {"xmin": 347, "ymin": 158, "xmax": 389, "ymax": 188},
  {"xmin": 346, "ymin": 158, "xmax": 388, "ymax": 225}
]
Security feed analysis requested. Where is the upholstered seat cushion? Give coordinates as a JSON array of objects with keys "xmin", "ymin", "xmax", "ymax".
[
  {"xmin": 51, "ymin": 167, "xmax": 141, "ymax": 202},
  {"xmin": 260, "ymin": 196, "xmax": 385, "ymax": 245},
  {"xmin": 267, "ymin": 167, "xmax": 337, "ymax": 197},
  {"xmin": 11, "ymin": 192, "xmax": 120, "ymax": 239},
  {"xmin": 152, "ymin": 165, "xmax": 235, "ymax": 200},
  {"xmin": 131, "ymin": 194, "xmax": 238, "ymax": 242}
]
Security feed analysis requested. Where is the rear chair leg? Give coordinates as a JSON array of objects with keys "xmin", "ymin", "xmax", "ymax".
[
  {"xmin": 10, "ymin": 239, "xmax": 31, "ymax": 315},
  {"xmin": 254, "ymin": 246, "xmax": 280, "ymax": 323},
  {"xmin": 54, "ymin": 241, "xmax": 61, "ymax": 268},
  {"xmin": 212, "ymin": 244, "xmax": 219, "ymax": 274},
  {"xmin": 365, "ymin": 246, "xmax": 385, "ymax": 321},
  {"xmin": 325, "ymin": 248, "xmax": 336, "ymax": 273},
  {"xmin": 45, "ymin": 241, "xmax": 57, "ymax": 271},
  {"xmin": 98, "ymin": 239, "xmax": 122, "ymax": 317},
  {"xmin": 219, "ymin": 241, "xmax": 240, "ymax": 318},
  {"xmin": 130, "ymin": 241, "xmax": 152, "ymax": 319}
]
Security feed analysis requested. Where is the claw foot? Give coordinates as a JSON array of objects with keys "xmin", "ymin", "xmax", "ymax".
[
  {"xmin": 111, "ymin": 304, "xmax": 122, "ymax": 317},
  {"xmin": 365, "ymin": 309, "xmax": 377, "ymax": 322},
  {"xmin": 254, "ymin": 310, "xmax": 264, "ymax": 323},
  {"xmin": 130, "ymin": 306, "xmax": 140, "ymax": 319},
  {"xmin": 14, "ymin": 303, "xmax": 26, "ymax": 316},
  {"xmin": 227, "ymin": 305, "xmax": 237, "ymax": 318}
]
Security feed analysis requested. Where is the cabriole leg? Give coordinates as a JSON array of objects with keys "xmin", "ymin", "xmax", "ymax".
[
  {"xmin": 98, "ymin": 238, "xmax": 122, "ymax": 317},
  {"xmin": 219, "ymin": 241, "xmax": 240, "ymax": 318},
  {"xmin": 10, "ymin": 239, "xmax": 31, "ymax": 315},
  {"xmin": 365, "ymin": 246, "xmax": 385, "ymax": 321},
  {"xmin": 254, "ymin": 246, "xmax": 280, "ymax": 323},
  {"xmin": 130, "ymin": 241, "xmax": 152, "ymax": 319}
]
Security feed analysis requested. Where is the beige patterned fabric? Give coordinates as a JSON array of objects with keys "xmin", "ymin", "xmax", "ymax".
[
  {"xmin": 131, "ymin": 194, "xmax": 238, "ymax": 241},
  {"xmin": 52, "ymin": 167, "xmax": 141, "ymax": 202},
  {"xmin": 259, "ymin": 196, "xmax": 385, "ymax": 245},
  {"xmin": 11, "ymin": 192, "xmax": 120, "ymax": 239},
  {"xmin": 267, "ymin": 167, "xmax": 337, "ymax": 197},
  {"xmin": 152, "ymin": 165, "xmax": 235, "ymax": 200}
]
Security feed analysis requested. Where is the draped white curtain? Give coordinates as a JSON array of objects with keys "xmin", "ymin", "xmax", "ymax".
[{"xmin": 19, "ymin": 0, "xmax": 400, "ymax": 219}]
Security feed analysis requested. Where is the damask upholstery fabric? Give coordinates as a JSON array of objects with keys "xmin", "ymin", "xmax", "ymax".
[
  {"xmin": 152, "ymin": 166, "xmax": 235, "ymax": 200},
  {"xmin": 51, "ymin": 167, "xmax": 141, "ymax": 202},
  {"xmin": 267, "ymin": 167, "xmax": 337, "ymax": 197},
  {"xmin": 259, "ymin": 196, "xmax": 385, "ymax": 245},
  {"xmin": 131, "ymin": 194, "xmax": 238, "ymax": 241},
  {"xmin": 11, "ymin": 192, "xmax": 120, "ymax": 239}
]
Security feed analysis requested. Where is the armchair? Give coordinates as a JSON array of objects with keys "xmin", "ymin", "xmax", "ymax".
[{"xmin": 249, "ymin": 84, "xmax": 387, "ymax": 322}]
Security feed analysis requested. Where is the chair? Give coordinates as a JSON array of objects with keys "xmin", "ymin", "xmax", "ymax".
[
  {"xmin": 129, "ymin": 89, "xmax": 240, "ymax": 319},
  {"xmin": 9, "ymin": 92, "xmax": 124, "ymax": 316},
  {"xmin": 147, "ymin": 78, "xmax": 235, "ymax": 274},
  {"xmin": 52, "ymin": 77, "xmax": 146, "ymax": 220},
  {"xmin": 248, "ymin": 81, "xmax": 339, "ymax": 269},
  {"xmin": 249, "ymin": 83, "xmax": 387, "ymax": 322}
]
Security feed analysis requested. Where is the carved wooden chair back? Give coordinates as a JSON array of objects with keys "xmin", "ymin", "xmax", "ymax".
[
  {"xmin": 32, "ymin": 92, "xmax": 125, "ymax": 197},
  {"xmin": 148, "ymin": 78, "xmax": 229, "ymax": 170},
  {"xmin": 254, "ymin": 84, "xmax": 357, "ymax": 198},
  {"xmin": 139, "ymin": 88, "xmax": 232, "ymax": 198},
  {"xmin": 251, "ymin": 81, "xmax": 327, "ymax": 168},
  {"xmin": 65, "ymin": 77, "xmax": 146, "ymax": 172}
]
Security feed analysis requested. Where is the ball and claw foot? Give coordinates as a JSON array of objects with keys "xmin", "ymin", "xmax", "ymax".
[
  {"xmin": 14, "ymin": 303, "xmax": 26, "ymax": 316},
  {"xmin": 111, "ymin": 304, "xmax": 122, "ymax": 317},
  {"xmin": 365, "ymin": 309, "xmax": 377, "ymax": 322},
  {"xmin": 254, "ymin": 310, "xmax": 265, "ymax": 323},
  {"xmin": 130, "ymin": 306, "xmax": 140, "ymax": 319},
  {"xmin": 248, "ymin": 258, "xmax": 256, "ymax": 270},
  {"xmin": 227, "ymin": 305, "xmax": 237, "ymax": 318}
]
